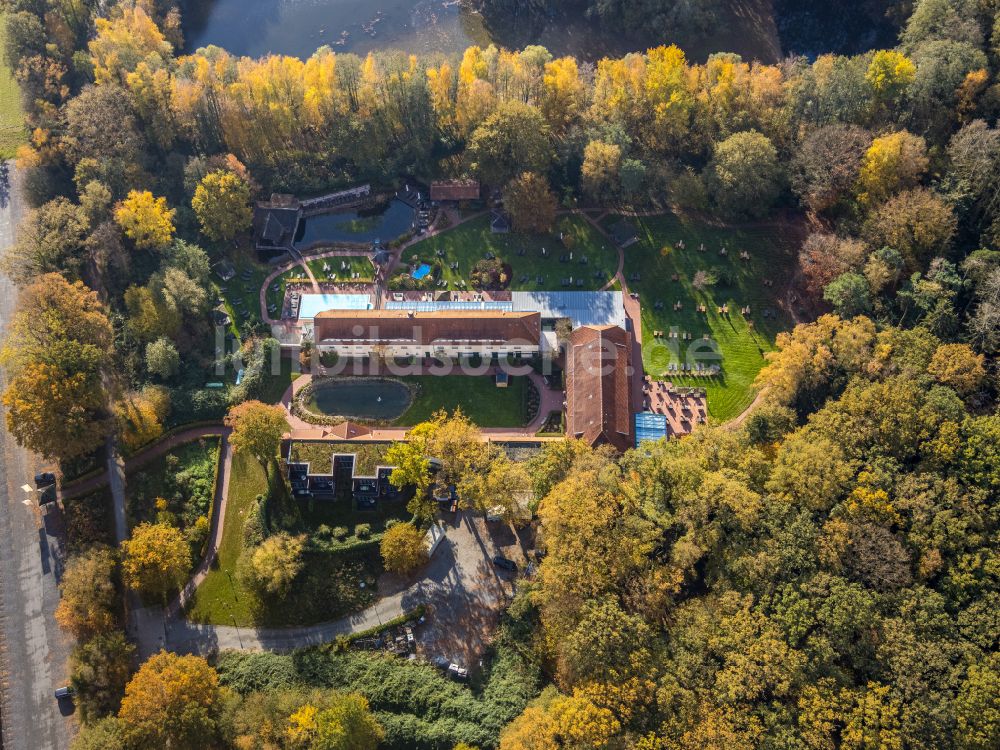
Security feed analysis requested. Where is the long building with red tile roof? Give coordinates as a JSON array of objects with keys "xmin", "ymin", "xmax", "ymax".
[
  {"xmin": 565, "ymin": 325, "xmax": 634, "ymax": 452},
  {"xmin": 313, "ymin": 309, "xmax": 541, "ymax": 359}
]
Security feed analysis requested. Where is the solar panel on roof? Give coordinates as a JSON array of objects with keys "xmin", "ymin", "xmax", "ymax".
[
  {"xmin": 384, "ymin": 301, "xmax": 513, "ymax": 312},
  {"xmin": 510, "ymin": 291, "xmax": 627, "ymax": 328}
]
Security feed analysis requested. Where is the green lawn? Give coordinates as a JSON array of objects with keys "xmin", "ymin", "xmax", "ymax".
[
  {"xmin": 259, "ymin": 352, "xmax": 298, "ymax": 405},
  {"xmin": 126, "ymin": 437, "xmax": 221, "ymax": 533},
  {"xmin": 396, "ymin": 374, "xmax": 528, "ymax": 427},
  {"xmin": 306, "ymin": 255, "xmax": 374, "ymax": 282},
  {"xmin": 187, "ymin": 452, "xmax": 264, "ymax": 625},
  {"xmin": 620, "ymin": 213, "xmax": 796, "ymax": 421},
  {"xmin": 188, "ymin": 453, "xmax": 380, "ymax": 628},
  {"xmin": 404, "ymin": 215, "xmax": 618, "ymax": 291},
  {"xmin": 0, "ymin": 14, "xmax": 26, "ymax": 159},
  {"xmin": 217, "ymin": 250, "xmax": 270, "ymax": 331}
]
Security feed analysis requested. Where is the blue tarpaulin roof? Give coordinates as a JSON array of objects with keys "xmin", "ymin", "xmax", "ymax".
[{"xmin": 634, "ymin": 412, "xmax": 668, "ymax": 447}]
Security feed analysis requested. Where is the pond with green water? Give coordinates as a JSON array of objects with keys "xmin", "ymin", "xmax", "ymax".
[{"xmin": 305, "ymin": 378, "xmax": 413, "ymax": 420}]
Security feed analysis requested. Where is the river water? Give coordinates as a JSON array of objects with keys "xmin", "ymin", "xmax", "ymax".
[{"xmin": 182, "ymin": 0, "xmax": 654, "ymax": 60}]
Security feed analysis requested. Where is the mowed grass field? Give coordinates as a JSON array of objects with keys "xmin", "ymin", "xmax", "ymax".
[
  {"xmin": 619, "ymin": 213, "xmax": 797, "ymax": 421},
  {"xmin": 306, "ymin": 255, "xmax": 374, "ymax": 282},
  {"xmin": 406, "ymin": 214, "xmax": 618, "ymax": 291},
  {"xmin": 396, "ymin": 374, "xmax": 528, "ymax": 427},
  {"xmin": 0, "ymin": 14, "xmax": 26, "ymax": 159}
]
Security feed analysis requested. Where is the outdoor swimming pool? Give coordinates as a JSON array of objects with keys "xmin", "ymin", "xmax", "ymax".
[
  {"xmin": 295, "ymin": 199, "xmax": 414, "ymax": 248},
  {"xmin": 304, "ymin": 378, "xmax": 412, "ymax": 420}
]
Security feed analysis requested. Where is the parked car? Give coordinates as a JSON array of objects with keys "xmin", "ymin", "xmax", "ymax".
[
  {"xmin": 34, "ymin": 472, "xmax": 56, "ymax": 489},
  {"xmin": 492, "ymin": 555, "xmax": 517, "ymax": 572},
  {"xmin": 448, "ymin": 663, "xmax": 469, "ymax": 681},
  {"xmin": 54, "ymin": 686, "xmax": 74, "ymax": 700}
]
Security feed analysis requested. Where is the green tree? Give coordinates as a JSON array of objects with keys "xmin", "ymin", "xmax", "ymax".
[
  {"xmin": 70, "ymin": 717, "xmax": 126, "ymax": 750},
  {"xmin": 955, "ymin": 654, "xmax": 1000, "ymax": 750},
  {"xmin": 225, "ymin": 401, "xmax": 289, "ymax": 471},
  {"xmin": 70, "ymin": 632, "xmax": 135, "ymax": 722},
  {"xmin": 824, "ymin": 272, "xmax": 873, "ymax": 317},
  {"xmin": 504, "ymin": 172, "xmax": 557, "ymax": 234},
  {"xmin": 191, "ymin": 169, "xmax": 252, "ymax": 242},
  {"xmin": 706, "ymin": 131, "xmax": 782, "ymax": 219},
  {"xmin": 5, "ymin": 198, "xmax": 89, "ymax": 282},
  {"xmin": 145, "ymin": 337, "xmax": 180, "ymax": 379},
  {"xmin": 466, "ymin": 101, "xmax": 552, "ymax": 186}
]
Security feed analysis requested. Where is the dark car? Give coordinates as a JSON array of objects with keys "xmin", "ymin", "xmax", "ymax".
[
  {"xmin": 54, "ymin": 686, "xmax": 74, "ymax": 700},
  {"xmin": 38, "ymin": 485, "xmax": 58, "ymax": 506},
  {"xmin": 34, "ymin": 472, "xmax": 56, "ymax": 489},
  {"xmin": 492, "ymin": 555, "xmax": 518, "ymax": 572}
]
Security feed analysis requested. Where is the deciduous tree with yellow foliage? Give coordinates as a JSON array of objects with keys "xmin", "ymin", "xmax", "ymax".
[
  {"xmin": 379, "ymin": 522, "xmax": 429, "ymax": 574},
  {"xmin": 191, "ymin": 169, "xmax": 253, "ymax": 242},
  {"xmin": 120, "ymin": 522, "xmax": 191, "ymax": 601},
  {"xmin": 118, "ymin": 651, "xmax": 221, "ymax": 749},
  {"xmin": 115, "ymin": 189, "xmax": 176, "ymax": 249}
]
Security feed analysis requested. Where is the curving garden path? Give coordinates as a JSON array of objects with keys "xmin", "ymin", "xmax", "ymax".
[{"xmin": 57, "ymin": 426, "xmax": 230, "ymax": 502}]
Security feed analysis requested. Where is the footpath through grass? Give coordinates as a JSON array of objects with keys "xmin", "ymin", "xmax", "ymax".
[
  {"xmin": 395, "ymin": 374, "xmax": 528, "ymax": 427},
  {"xmin": 620, "ymin": 212, "xmax": 796, "ymax": 421},
  {"xmin": 0, "ymin": 15, "xmax": 26, "ymax": 159},
  {"xmin": 188, "ymin": 452, "xmax": 264, "ymax": 625},
  {"xmin": 405, "ymin": 214, "xmax": 618, "ymax": 291}
]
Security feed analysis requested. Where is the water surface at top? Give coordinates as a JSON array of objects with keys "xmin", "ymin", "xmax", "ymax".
[{"xmin": 184, "ymin": 0, "xmax": 492, "ymax": 59}]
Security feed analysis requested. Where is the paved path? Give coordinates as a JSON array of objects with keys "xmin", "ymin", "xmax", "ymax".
[{"xmin": 0, "ymin": 163, "xmax": 74, "ymax": 750}]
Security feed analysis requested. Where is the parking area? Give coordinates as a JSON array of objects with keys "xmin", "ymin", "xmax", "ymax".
[{"xmin": 370, "ymin": 511, "xmax": 533, "ymax": 669}]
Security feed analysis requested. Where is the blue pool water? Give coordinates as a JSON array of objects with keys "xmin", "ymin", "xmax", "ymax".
[{"xmin": 412, "ymin": 264, "xmax": 432, "ymax": 280}]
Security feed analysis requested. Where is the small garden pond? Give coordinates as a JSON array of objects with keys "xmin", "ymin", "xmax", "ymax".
[
  {"xmin": 304, "ymin": 378, "xmax": 412, "ymax": 420},
  {"xmin": 295, "ymin": 199, "xmax": 414, "ymax": 248}
]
